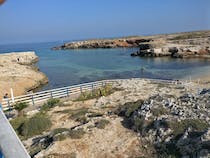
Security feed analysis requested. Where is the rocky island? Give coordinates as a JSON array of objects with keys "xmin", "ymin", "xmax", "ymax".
[
  {"xmin": 0, "ymin": 52, "xmax": 48, "ymax": 101},
  {"xmin": 53, "ymin": 30, "xmax": 210, "ymax": 58},
  {"xmin": 53, "ymin": 38, "xmax": 151, "ymax": 50}
]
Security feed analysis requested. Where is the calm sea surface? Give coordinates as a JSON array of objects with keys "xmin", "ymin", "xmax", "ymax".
[{"xmin": 0, "ymin": 42, "xmax": 210, "ymax": 90}]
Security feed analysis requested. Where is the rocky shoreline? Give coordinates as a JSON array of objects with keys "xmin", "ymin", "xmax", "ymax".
[
  {"xmin": 53, "ymin": 30, "xmax": 210, "ymax": 59},
  {"xmin": 53, "ymin": 38, "xmax": 151, "ymax": 50},
  {"xmin": 131, "ymin": 43, "xmax": 210, "ymax": 59},
  {"xmin": 0, "ymin": 52, "xmax": 48, "ymax": 101}
]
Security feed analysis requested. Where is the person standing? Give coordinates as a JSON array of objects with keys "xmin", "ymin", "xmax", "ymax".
[{"xmin": 3, "ymin": 93, "xmax": 8, "ymax": 99}]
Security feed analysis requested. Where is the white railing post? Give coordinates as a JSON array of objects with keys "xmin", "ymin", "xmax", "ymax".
[
  {"xmin": 7, "ymin": 99, "xmax": 10, "ymax": 110},
  {"xmin": 10, "ymin": 88, "xmax": 15, "ymax": 103},
  {"xmin": 50, "ymin": 90, "xmax": 53, "ymax": 98}
]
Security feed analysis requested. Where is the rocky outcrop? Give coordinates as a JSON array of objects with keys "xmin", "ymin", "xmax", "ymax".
[
  {"xmin": 131, "ymin": 44, "xmax": 210, "ymax": 58},
  {"xmin": 0, "ymin": 52, "xmax": 48, "ymax": 102},
  {"xmin": 131, "ymin": 31, "xmax": 210, "ymax": 58},
  {"xmin": 52, "ymin": 38, "xmax": 152, "ymax": 50},
  {"xmin": 53, "ymin": 30, "xmax": 210, "ymax": 59},
  {"xmin": 117, "ymin": 88, "xmax": 210, "ymax": 157}
]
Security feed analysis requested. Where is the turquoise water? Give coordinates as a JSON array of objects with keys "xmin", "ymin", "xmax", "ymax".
[{"xmin": 0, "ymin": 42, "xmax": 210, "ymax": 90}]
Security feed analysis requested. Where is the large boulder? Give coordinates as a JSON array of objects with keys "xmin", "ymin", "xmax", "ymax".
[
  {"xmin": 139, "ymin": 44, "xmax": 152, "ymax": 51},
  {"xmin": 168, "ymin": 47, "xmax": 179, "ymax": 54}
]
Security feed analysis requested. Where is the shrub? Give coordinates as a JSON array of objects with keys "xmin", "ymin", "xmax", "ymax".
[
  {"xmin": 54, "ymin": 134, "xmax": 68, "ymax": 141},
  {"xmin": 70, "ymin": 108, "xmax": 89, "ymax": 123},
  {"xmin": 10, "ymin": 116, "xmax": 27, "ymax": 134},
  {"xmin": 69, "ymin": 128, "xmax": 85, "ymax": 139},
  {"xmin": 75, "ymin": 84, "xmax": 119, "ymax": 101},
  {"xmin": 115, "ymin": 100, "xmax": 143, "ymax": 118},
  {"xmin": 20, "ymin": 113, "xmax": 52, "ymax": 138},
  {"xmin": 14, "ymin": 102, "xmax": 29, "ymax": 112},
  {"xmin": 168, "ymin": 119, "xmax": 209, "ymax": 138},
  {"xmin": 47, "ymin": 98, "xmax": 60, "ymax": 107},
  {"xmin": 51, "ymin": 128, "xmax": 69, "ymax": 136},
  {"xmin": 151, "ymin": 106, "xmax": 168, "ymax": 117},
  {"xmin": 95, "ymin": 119, "xmax": 110, "ymax": 129},
  {"xmin": 133, "ymin": 117, "xmax": 144, "ymax": 132},
  {"xmin": 40, "ymin": 98, "xmax": 60, "ymax": 112},
  {"xmin": 88, "ymin": 112, "xmax": 103, "ymax": 118}
]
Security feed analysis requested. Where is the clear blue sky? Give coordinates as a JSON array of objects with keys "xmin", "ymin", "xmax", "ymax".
[{"xmin": 0, "ymin": 0, "xmax": 209, "ymax": 44}]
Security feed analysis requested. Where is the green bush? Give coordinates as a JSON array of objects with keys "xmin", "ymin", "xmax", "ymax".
[
  {"xmin": 41, "ymin": 98, "xmax": 60, "ymax": 112},
  {"xmin": 69, "ymin": 128, "xmax": 85, "ymax": 139},
  {"xmin": 14, "ymin": 102, "xmax": 29, "ymax": 112},
  {"xmin": 47, "ymin": 98, "xmax": 60, "ymax": 107},
  {"xmin": 10, "ymin": 116, "xmax": 27, "ymax": 133},
  {"xmin": 115, "ymin": 100, "xmax": 143, "ymax": 118},
  {"xmin": 20, "ymin": 113, "xmax": 52, "ymax": 138},
  {"xmin": 168, "ymin": 119, "xmax": 209, "ymax": 138},
  {"xmin": 10, "ymin": 113, "xmax": 52, "ymax": 139},
  {"xmin": 70, "ymin": 108, "xmax": 89, "ymax": 123},
  {"xmin": 75, "ymin": 84, "xmax": 119, "ymax": 101},
  {"xmin": 95, "ymin": 119, "xmax": 110, "ymax": 129}
]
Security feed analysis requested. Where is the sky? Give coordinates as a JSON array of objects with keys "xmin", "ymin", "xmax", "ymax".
[{"xmin": 0, "ymin": 0, "xmax": 209, "ymax": 44}]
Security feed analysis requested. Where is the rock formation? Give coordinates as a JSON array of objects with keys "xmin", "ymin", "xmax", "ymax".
[
  {"xmin": 52, "ymin": 30, "xmax": 210, "ymax": 59},
  {"xmin": 52, "ymin": 38, "xmax": 152, "ymax": 50},
  {"xmin": 0, "ymin": 52, "xmax": 48, "ymax": 102},
  {"xmin": 131, "ymin": 31, "xmax": 210, "ymax": 58}
]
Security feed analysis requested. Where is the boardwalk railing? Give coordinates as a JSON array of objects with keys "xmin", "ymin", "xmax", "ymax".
[{"xmin": 1, "ymin": 78, "xmax": 188, "ymax": 110}]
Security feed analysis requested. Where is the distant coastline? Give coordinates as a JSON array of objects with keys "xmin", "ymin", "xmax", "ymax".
[{"xmin": 53, "ymin": 30, "xmax": 210, "ymax": 59}]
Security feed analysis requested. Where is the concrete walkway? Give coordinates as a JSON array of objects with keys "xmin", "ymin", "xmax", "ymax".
[{"xmin": 0, "ymin": 110, "xmax": 30, "ymax": 158}]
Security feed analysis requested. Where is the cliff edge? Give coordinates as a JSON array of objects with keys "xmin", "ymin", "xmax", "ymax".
[{"xmin": 0, "ymin": 51, "xmax": 48, "ymax": 101}]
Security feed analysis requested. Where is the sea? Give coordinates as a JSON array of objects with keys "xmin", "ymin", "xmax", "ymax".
[{"xmin": 0, "ymin": 41, "xmax": 210, "ymax": 91}]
